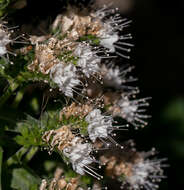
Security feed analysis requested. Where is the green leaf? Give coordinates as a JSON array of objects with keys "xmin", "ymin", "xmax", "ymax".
[
  {"xmin": 11, "ymin": 168, "xmax": 39, "ymax": 190},
  {"xmin": 6, "ymin": 146, "xmax": 28, "ymax": 166},
  {"xmin": 65, "ymin": 170, "xmax": 78, "ymax": 182},
  {"xmin": 0, "ymin": 147, "xmax": 3, "ymax": 190},
  {"xmin": 24, "ymin": 146, "xmax": 38, "ymax": 163},
  {"xmin": 79, "ymin": 34, "xmax": 100, "ymax": 45},
  {"xmin": 80, "ymin": 175, "xmax": 92, "ymax": 185}
]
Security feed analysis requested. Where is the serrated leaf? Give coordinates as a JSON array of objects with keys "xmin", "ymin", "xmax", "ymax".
[{"xmin": 11, "ymin": 168, "xmax": 39, "ymax": 190}]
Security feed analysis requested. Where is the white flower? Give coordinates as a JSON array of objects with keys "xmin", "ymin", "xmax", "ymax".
[
  {"xmin": 74, "ymin": 43, "xmax": 100, "ymax": 78},
  {"xmin": 96, "ymin": 20, "xmax": 119, "ymax": 53},
  {"xmin": 50, "ymin": 63, "xmax": 80, "ymax": 97},
  {"xmin": 63, "ymin": 137, "xmax": 102, "ymax": 179},
  {"xmin": 85, "ymin": 109, "xmax": 113, "ymax": 142},
  {"xmin": 95, "ymin": 19, "xmax": 119, "ymax": 53},
  {"xmin": 0, "ymin": 28, "xmax": 11, "ymax": 56},
  {"xmin": 126, "ymin": 151, "xmax": 166, "ymax": 190},
  {"xmin": 101, "ymin": 64, "xmax": 136, "ymax": 90},
  {"xmin": 92, "ymin": 6, "xmax": 133, "ymax": 59},
  {"xmin": 117, "ymin": 94, "xmax": 150, "ymax": 128},
  {"xmin": 63, "ymin": 141, "xmax": 93, "ymax": 175}
]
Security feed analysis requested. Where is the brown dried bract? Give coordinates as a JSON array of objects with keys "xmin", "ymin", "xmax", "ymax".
[
  {"xmin": 40, "ymin": 167, "xmax": 80, "ymax": 190},
  {"xmin": 28, "ymin": 37, "xmax": 77, "ymax": 74},
  {"xmin": 42, "ymin": 126, "xmax": 75, "ymax": 151},
  {"xmin": 60, "ymin": 102, "xmax": 93, "ymax": 120},
  {"xmin": 99, "ymin": 149, "xmax": 143, "ymax": 179},
  {"xmin": 28, "ymin": 43, "xmax": 59, "ymax": 74},
  {"xmin": 53, "ymin": 8, "xmax": 102, "ymax": 41}
]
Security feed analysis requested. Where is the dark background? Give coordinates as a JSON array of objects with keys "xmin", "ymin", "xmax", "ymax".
[
  {"xmin": 132, "ymin": 0, "xmax": 184, "ymax": 189},
  {"xmin": 96, "ymin": 0, "xmax": 184, "ymax": 189}
]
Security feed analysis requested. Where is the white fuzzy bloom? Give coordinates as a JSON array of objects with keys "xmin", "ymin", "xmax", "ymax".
[
  {"xmin": 101, "ymin": 64, "xmax": 136, "ymax": 90},
  {"xmin": 85, "ymin": 109, "xmax": 113, "ymax": 142},
  {"xmin": 93, "ymin": 9, "xmax": 118, "ymax": 49},
  {"xmin": 102, "ymin": 64, "xmax": 124, "ymax": 89},
  {"xmin": 117, "ymin": 94, "xmax": 150, "ymax": 128},
  {"xmin": 92, "ymin": 6, "xmax": 133, "ymax": 59},
  {"xmin": 63, "ymin": 137, "xmax": 93, "ymax": 175},
  {"xmin": 97, "ymin": 25, "xmax": 119, "ymax": 53},
  {"xmin": 74, "ymin": 43, "xmax": 100, "ymax": 78},
  {"xmin": 63, "ymin": 137, "xmax": 103, "ymax": 179},
  {"xmin": 50, "ymin": 63, "xmax": 80, "ymax": 97},
  {"xmin": 0, "ymin": 28, "xmax": 11, "ymax": 56},
  {"xmin": 126, "ymin": 152, "xmax": 166, "ymax": 190}
]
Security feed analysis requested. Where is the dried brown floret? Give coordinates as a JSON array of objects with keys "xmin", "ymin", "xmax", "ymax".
[
  {"xmin": 60, "ymin": 102, "xmax": 93, "ymax": 119},
  {"xmin": 55, "ymin": 8, "xmax": 102, "ymax": 40},
  {"xmin": 99, "ymin": 148, "xmax": 142, "ymax": 178},
  {"xmin": 40, "ymin": 167, "xmax": 80, "ymax": 190},
  {"xmin": 42, "ymin": 126, "xmax": 75, "ymax": 152},
  {"xmin": 28, "ymin": 37, "xmax": 77, "ymax": 74}
]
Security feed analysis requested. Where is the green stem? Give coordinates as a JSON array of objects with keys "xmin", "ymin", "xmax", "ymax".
[
  {"xmin": 24, "ymin": 147, "xmax": 38, "ymax": 163},
  {"xmin": 12, "ymin": 87, "xmax": 25, "ymax": 108}
]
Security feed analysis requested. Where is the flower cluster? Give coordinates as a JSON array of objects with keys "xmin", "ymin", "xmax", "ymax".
[
  {"xmin": 100, "ymin": 141, "xmax": 167, "ymax": 190},
  {"xmin": 57, "ymin": 5, "xmax": 133, "ymax": 58},
  {"xmin": 36, "ymin": 5, "xmax": 164, "ymax": 188},
  {"xmin": 26, "ymin": 4, "xmax": 134, "ymax": 98},
  {"xmin": 0, "ymin": 3, "xmax": 167, "ymax": 190},
  {"xmin": 28, "ymin": 36, "xmax": 102, "ymax": 97},
  {"xmin": 42, "ymin": 125, "xmax": 102, "ymax": 179},
  {"xmin": 104, "ymin": 92, "xmax": 151, "ymax": 128},
  {"xmin": 39, "ymin": 167, "xmax": 102, "ymax": 190}
]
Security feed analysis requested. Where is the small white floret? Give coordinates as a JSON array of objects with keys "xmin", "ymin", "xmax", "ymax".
[
  {"xmin": 50, "ymin": 63, "xmax": 80, "ymax": 97},
  {"xmin": 74, "ymin": 43, "xmax": 100, "ymax": 78},
  {"xmin": 85, "ymin": 109, "xmax": 113, "ymax": 142}
]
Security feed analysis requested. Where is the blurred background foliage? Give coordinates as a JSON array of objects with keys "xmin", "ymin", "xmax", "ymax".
[{"xmin": 0, "ymin": 0, "xmax": 184, "ymax": 189}]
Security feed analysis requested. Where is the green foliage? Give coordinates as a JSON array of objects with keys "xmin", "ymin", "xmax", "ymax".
[
  {"xmin": 6, "ymin": 147, "xmax": 29, "ymax": 166},
  {"xmin": 0, "ymin": 0, "xmax": 11, "ymax": 16},
  {"xmin": 57, "ymin": 50, "xmax": 79, "ymax": 66},
  {"xmin": 79, "ymin": 34, "xmax": 100, "ymax": 46},
  {"xmin": 14, "ymin": 111, "xmax": 90, "ymax": 150},
  {"xmin": 64, "ymin": 170, "xmax": 78, "ymax": 182},
  {"xmin": 14, "ymin": 112, "xmax": 60, "ymax": 148},
  {"xmin": 80, "ymin": 175, "xmax": 92, "ymax": 186},
  {"xmin": 11, "ymin": 168, "xmax": 40, "ymax": 190},
  {"xmin": 60, "ymin": 114, "xmax": 89, "ymax": 136}
]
